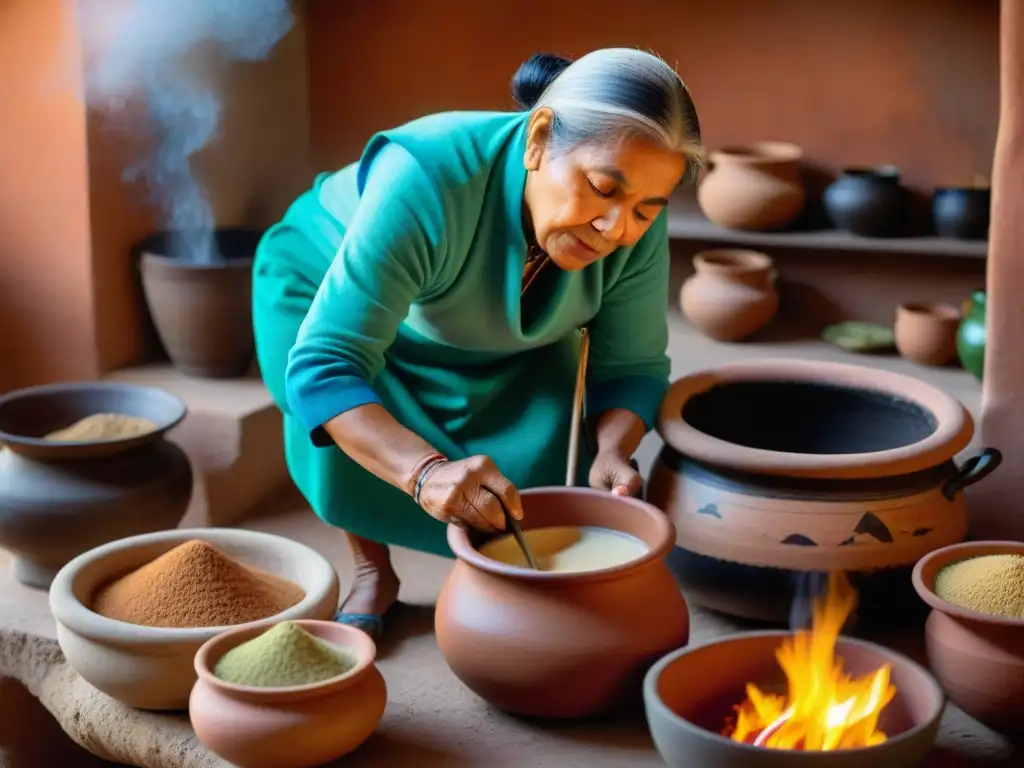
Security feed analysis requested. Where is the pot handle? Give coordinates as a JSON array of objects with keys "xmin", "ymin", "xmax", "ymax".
[{"xmin": 941, "ymin": 447, "xmax": 1003, "ymax": 500}]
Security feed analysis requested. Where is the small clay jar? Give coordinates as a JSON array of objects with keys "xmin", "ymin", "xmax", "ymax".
[
  {"xmin": 824, "ymin": 166, "xmax": 908, "ymax": 237},
  {"xmin": 435, "ymin": 487, "xmax": 689, "ymax": 719},
  {"xmin": 956, "ymin": 290, "xmax": 987, "ymax": 381},
  {"xmin": 696, "ymin": 142, "xmax": 806, "ymax": 231},
  {"xmin": 190, "ymin": 620, "xmax": 387, "ymax": 768},
  {"xmin": 894, "ymin": 303, "xmax": 962, "ymax": 366},
  {"xmin": 679, "ymin": 249, "xmax": 779, "ymax": 342}
]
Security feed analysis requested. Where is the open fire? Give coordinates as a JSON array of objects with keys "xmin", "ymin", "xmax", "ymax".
[{"xmin": 723, "ymin": 572, "xmax": 897, "ymax": 751}]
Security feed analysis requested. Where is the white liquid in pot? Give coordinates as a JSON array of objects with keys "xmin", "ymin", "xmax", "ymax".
[{"xmin": 478, "ymin": 525, "xmax": 649, "ymax": 573}]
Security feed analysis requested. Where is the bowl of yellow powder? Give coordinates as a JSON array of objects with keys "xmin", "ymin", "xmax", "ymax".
[
  {"xmin": 190, "ymin": 620, "xmax": 387, "ymax": 768},
  {"xmin": 49, "ymin": 528, "xmax": 341, "ymax": 711},
  {"xmin": 912, "ymin": 541, "xmax": 1024, "ymax": 732}
]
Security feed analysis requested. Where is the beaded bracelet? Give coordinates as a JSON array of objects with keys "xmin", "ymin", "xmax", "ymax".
[{"xmin": 412, "ymin": 453, "xmax": 447, "ymax": 505}]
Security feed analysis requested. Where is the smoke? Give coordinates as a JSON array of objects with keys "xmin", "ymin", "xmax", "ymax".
[{"xmin": 75, "ymin": 0, "xmax": 294, "ymax": 263}]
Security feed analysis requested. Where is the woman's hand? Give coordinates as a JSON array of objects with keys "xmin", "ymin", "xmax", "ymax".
[
  {"xmin": 589, "ymin": 449, "xmax": 643, "ymax": 497},
  {"xmin": 417, "ymin": 455, "xmax": 523, "ymax": 532}
]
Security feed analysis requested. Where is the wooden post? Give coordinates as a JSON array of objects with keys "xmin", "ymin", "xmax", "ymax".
[{"xmin": 975, "ymin": 0, "xmax": 1024, "ymax": 539}]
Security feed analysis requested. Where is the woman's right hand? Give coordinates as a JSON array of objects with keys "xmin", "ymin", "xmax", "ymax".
[{"xmin": 416, "ymin": 455, "xmax": 523, "ymax": 533}]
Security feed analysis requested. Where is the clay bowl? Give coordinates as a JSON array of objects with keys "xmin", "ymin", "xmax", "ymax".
[
  {"xmin": 435, "ymin": 486, "xmax": 690, "ymax": 719},
  {"xmin": 644, "ymin": 632, "xmax": 944, "ymax": 767},
  {"xmin": 894, "ymin": 303, "xmax": 962, "ymax": 367},
  {"xmin": 49, "ymin": 528, "xmax": 340, "ymax": 711},
  {"xmin": 912, "ymin": 541, "xmax": 1024, "ymax": 733},
  {"xmin": 190, "ymin": 619, "xmax": 386, "ymax": 768},
  {"xmin": 0, "ymin": 382, "xmax": 192, "ymax": 589}
]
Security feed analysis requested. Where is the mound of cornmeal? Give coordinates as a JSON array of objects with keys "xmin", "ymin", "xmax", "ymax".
[{"xmin": 214, "ymin": 621, "xmax": 359, "ymax": 688}]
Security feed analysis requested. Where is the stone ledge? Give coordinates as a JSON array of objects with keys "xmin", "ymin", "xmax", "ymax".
[{"xmin": 103, "ymin": 364, "xmax": 291, "ymax": 528}]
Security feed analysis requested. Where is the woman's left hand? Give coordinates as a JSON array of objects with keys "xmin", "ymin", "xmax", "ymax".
[{"xmin": 589, "ymin": 450, "xmax": 643, "ymax": 497}]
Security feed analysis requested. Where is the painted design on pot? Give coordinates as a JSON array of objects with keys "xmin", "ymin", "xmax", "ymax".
[
  {"xmin": 646, "ymin": 359, "xmax": 1002, "ymax": 619},
  {"xmin": 696, "ymin": 503, "xmax": 721, "ymax": 518},
  {"xmin": 696, "ymin": 142, "xmax": 806, "ymax": 231},
  {"xmin": 679, "ymin": 249, "xmax": 779, "ymax": 342},
  {"xmin": 435, "ymin": 487, "xmax": 689, "ymax": 719}
]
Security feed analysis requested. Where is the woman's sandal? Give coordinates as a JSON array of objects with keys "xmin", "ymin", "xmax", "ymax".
[{"xmin": 333, "ymin": 610, "xmax": 385, "ymax": 641}]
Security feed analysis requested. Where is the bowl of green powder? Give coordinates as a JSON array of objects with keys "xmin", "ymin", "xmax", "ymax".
[
  {"xmin": 912, "ymin": 541, "xmax": 1024, "ymax": 733},
  {"xmin": 190, "ymin": 619, "xmax": 387, "ymax": 768}
]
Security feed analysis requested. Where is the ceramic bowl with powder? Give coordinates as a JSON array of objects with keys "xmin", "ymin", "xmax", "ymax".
[
  {"xmin": 191, "ymin": 619, "xmax": 387, "ymax": 767},
  {"xmin": 49, "ymin": 528, "xmax": 341, "ymax": 711},
  {"xmin": 933, "ymin": 553, "xmax": 1024, "ymax": 620}
]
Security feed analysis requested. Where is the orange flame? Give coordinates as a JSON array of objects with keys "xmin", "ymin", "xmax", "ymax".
[{"xmin": 725, "ymin": 572, "xmax": 896, "ymax": 751}]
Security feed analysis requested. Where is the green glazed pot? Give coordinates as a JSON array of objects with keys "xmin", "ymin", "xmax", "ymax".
[{"xmin": 956, "ymin": 290, "xmax": 986, "ymax": 380}]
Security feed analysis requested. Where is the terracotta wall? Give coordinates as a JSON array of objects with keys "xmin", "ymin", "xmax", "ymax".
[
  {"xmin": 0, "ymin": 0, "xmax": 313, "ymax": 393},
  {"xmin": 306, "ymin": 0, "xmax": 998, "ymax": 188}
]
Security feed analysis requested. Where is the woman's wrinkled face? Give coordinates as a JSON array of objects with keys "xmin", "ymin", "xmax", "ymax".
[{"xmin": 522, "ymin": 108, "xmax": 688, "ymax": 271}]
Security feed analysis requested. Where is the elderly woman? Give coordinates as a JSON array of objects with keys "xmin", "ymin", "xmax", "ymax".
[{"xmin": 252, "ymin": 48, "xmax": 702, "ymax": 638}]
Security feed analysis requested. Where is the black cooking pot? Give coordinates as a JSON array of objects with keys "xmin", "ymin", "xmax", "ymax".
[
  {"xmin": 824, "ymin": 165, "xmax": 909, "ymax": 237},
  {"xmin": 932, "ymin": 186, "xmax": 990, "ymax": 240}
]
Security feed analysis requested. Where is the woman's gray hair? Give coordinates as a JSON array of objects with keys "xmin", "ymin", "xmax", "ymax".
[{"xmin": 512, "ymin": 48, "xmax": 704, "ymax": 187}]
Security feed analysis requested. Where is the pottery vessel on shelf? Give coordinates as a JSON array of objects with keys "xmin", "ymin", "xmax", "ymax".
[
  {"xmin": 139, "ymin": 228, "xmax": 262, "ymax": 379},
  {"xmin": 191, "ymin": 620, "xmax": 386, "ymax": 768},
  {"xmin": 646, "ymin": 358, "xmax": 1002, "ymax": 623},
  {"xmin": 48, "ymin": 528, "xmax": 340, "ymax": 710},
  {"xmin": 435, "ymin": 486, "xmax": 689, "ymax": 719},
  {"xmin": 644, "ymin": 632, "xmax": 944, "ymax": 767},
  {"xmin": 956, "ymin": 290, "xmax": 986, "ymax": 381},
  {"xmin": 932, "ymin": 187, "xmax": 990, "ymax": 240},
  {"xmin": 894, "ymin": 303, "xmax": 961, "ymax": 367},
  {"xmin": 680, "ymin": 250, "xmax": 779, "ymax": 342},
  {"xmin": 696, "ymin": 143, "xmax": 806, "ymax": 231},
  {"xmin": 823, "ymin": 166, "xmax": 908, "ymax": 237},
  {"xmin": 912, "ymin": 541, "xmax": 1024, "ymax": 733},
  {"xmin": 0, "ymin": 382, "xmax": 192, "ymax": 589}
]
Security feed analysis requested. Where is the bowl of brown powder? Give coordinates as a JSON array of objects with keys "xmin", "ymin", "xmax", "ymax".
[
  {"xmin": 0, "ymin": 381, "xmax": 186, "ymax": 460},
  {"xmin": 190, "ymin": 620, "xmax": 387, "ymax": 767},
  {"xmin": 49, "ymin": 528, "xmax": 341, "ymax": 711},
  {"xmin": 912, "ymin": 541, "xmax": 1024, "ymax": 733}
]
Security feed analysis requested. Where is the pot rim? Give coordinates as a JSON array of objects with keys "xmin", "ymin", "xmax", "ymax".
[
  {"xmin": 643, "ymin": 630, "xmax": 945, "ymax": 756},
  {"xmin": 693, "ymin": 248, "xmax": 773, "ymax": 275},
  {"xmin": 48, "ymin": 528, "xmax": 341, "ymax": 647},
  {"xmin": 838, "ymin": 165, "xmax": 901, "ymax": 179},
  {"xmin": 141, "ymin": 251, "xmax": 255, "ymax": 272},
  {"xmin": 447, "ymin": 487, "xmax": 676, "ymax": 582},
  {"xmin": 896, "ymin": 302, "xmax": 962, "ymax": 323},
  {"xmin": 710, "ymin": 141, "xmax": 803, "ymax": 165},
  {"xmin": 657, "ymin": 358, "xmax": 973, "ymax": 479},
  {"xmin": 911, "ymin": 540, "xmax": 1024, "ymax": 628},
  {"xmin": 193, "ymin": 619, "xmax": 379, "ymax": 704},
  {"xmin": 0, "ymin": 381, "xmax": 187, "ymax": 459},
  {"xmin": 933, "ymin": 185, "xmax": 991, "ymax": 195}
]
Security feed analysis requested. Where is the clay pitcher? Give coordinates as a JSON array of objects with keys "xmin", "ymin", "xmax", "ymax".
[
  {"xmin": 696, "ymin": 142, "xmax": 806, "ymax": 231},
  {"xmin": 434, "ymin": 487, "xmax": 689, "ymax": 719},
  {"xmin": 680, "ymin": 249, "xmax": 779, "ymax": 342}
]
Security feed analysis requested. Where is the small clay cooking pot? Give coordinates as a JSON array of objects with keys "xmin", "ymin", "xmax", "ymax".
[
  {"xmin": 190, "ymin": 620, "xmax": 387, "ymax": 768},
  {"xmin": 894, "ymin": 303, "xmax": 962, "ymax": 367},
  {"xmin": 435, "ymin": 486, "xmax": 690, "ymax": 719},
  {"xmin": 644, "ymin": 632, "xmax": 944, "ymax": 768},
  {"xmin": 912, "ymin": 541, "xmax": 1024, "ymax": 734}
]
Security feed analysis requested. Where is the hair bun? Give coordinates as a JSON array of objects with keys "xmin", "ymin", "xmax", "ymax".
[{"xmin": 510, "ymin": 53, "xmax": 572, "ymax": 110}]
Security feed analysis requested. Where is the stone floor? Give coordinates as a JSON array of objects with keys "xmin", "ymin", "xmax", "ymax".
[{"xmin": 1, "ymin": 494, "xmax": 1021, "ymax": 768}]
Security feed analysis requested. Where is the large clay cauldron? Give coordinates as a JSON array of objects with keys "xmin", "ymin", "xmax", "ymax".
[
  {"xmin": 0, "ymin": 382, "xmax": 193, "ymax": 589},
  {"xmin": 646, "ymin": 359, "xmax": 1001, "ymax": 623},
  {"xmin": 435, "ymin": 487, "xmax": 689, "ymax": 719}
]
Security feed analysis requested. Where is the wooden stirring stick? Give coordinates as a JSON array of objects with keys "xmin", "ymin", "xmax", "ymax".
[{"xmin": 565, "ymin": 327, "xmax": 591, "ymax": 487}]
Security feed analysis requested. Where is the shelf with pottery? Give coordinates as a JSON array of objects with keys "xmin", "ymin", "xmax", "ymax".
[{"xmin": 672, "ymin": 143, "xmax": 990, "ymax": 259}]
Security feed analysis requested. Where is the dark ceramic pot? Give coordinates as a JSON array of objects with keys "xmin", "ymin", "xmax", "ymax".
[
  {"xmin": 138, "ymin": 228, "xmax": 263, "ymax": 379},
  {"xmin": 932, "ymin": 187, "xmax": 990, "ymax": 240},
  {"xmin": 0, "ymin": 382, "xmax": 193, "ymax": 589},
  {"xmin": 823, "ymin": 166, "xmax": 908, "ymax": 238},
  {"xmin": 956, "ymin": 290, "xmax": 986, "ymax": 381}
]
